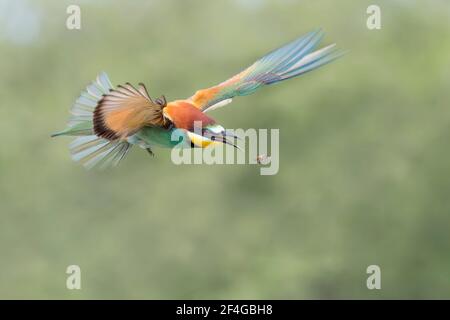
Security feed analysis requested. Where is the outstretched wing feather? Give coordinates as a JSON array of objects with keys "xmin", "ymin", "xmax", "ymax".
[{"xmin": 189, "ymin": 29, "xmax": 343, "ymax": 112}]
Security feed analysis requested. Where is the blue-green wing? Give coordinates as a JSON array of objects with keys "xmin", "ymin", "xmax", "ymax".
[{"xmin": 189, "ymin": 29, "xmax": 344, "ymax": 112}]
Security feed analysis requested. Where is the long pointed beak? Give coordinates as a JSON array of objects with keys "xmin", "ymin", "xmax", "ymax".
[
  {"xmin": 223, "ymin": 130, "xmax": 242, "ymax": 141},
  {"xmin": 187, "ymin": 130, "xmax": 242, "ymax": 150},
  {"xmin": 210, "ymin": 136, "xmax": 242, "ymax": 151}
]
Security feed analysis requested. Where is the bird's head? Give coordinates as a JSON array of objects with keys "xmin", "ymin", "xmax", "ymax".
[
  {"xmin": 162, "ymin": 101, "xmax": 239, "ymax": 149},
  {"xmin": 163, "ymin": 101, "xmax": 215, "ymax": 130}
]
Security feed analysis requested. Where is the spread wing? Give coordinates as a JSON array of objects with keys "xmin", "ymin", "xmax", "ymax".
[
  {"xmin": 189, "ymin": 29, "xmax": 343, "ymax": 112},
  {"xmin": 93, "ymin": 83, "xmax": 165, "ymax": 140}
]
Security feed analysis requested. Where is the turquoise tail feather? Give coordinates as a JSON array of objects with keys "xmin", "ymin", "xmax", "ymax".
[{"xmin": 70, "ymin": 135, "xmax": 131, "ymax": 170}]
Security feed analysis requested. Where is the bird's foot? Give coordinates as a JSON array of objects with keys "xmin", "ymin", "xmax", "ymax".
[{"xmin": 146, "ymin": 148, "xmax": 155, "ymax": 157}]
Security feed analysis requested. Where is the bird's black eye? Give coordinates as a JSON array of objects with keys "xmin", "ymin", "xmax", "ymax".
[{"xmin": 165, "ymin": 120, "xmax": 174, "ymax": 130}]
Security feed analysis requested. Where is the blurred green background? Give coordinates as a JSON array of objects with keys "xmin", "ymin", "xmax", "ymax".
[{"xmin": 1, "ymin": 0, "xmax": 449, "ymax": 299}]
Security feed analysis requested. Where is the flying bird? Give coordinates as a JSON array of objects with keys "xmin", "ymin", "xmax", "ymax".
[{"xmin": 52, "ymin": 29, "xmax": 343, "ymax": 169}]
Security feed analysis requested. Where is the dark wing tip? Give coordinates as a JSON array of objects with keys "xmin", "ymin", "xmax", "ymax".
[{"xmin": 93, "ymin": 98, "xmax": 120, "ymax": 140}]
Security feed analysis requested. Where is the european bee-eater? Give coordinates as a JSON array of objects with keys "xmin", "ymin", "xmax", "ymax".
[{"xmin": 52, "ymin": 29, "xmax": 343, "ymax": 169}]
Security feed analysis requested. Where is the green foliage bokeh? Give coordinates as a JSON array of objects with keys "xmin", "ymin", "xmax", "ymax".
[{"xmin": 1, "ymin": 0, "xmax": 449, "ymax": 299}]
